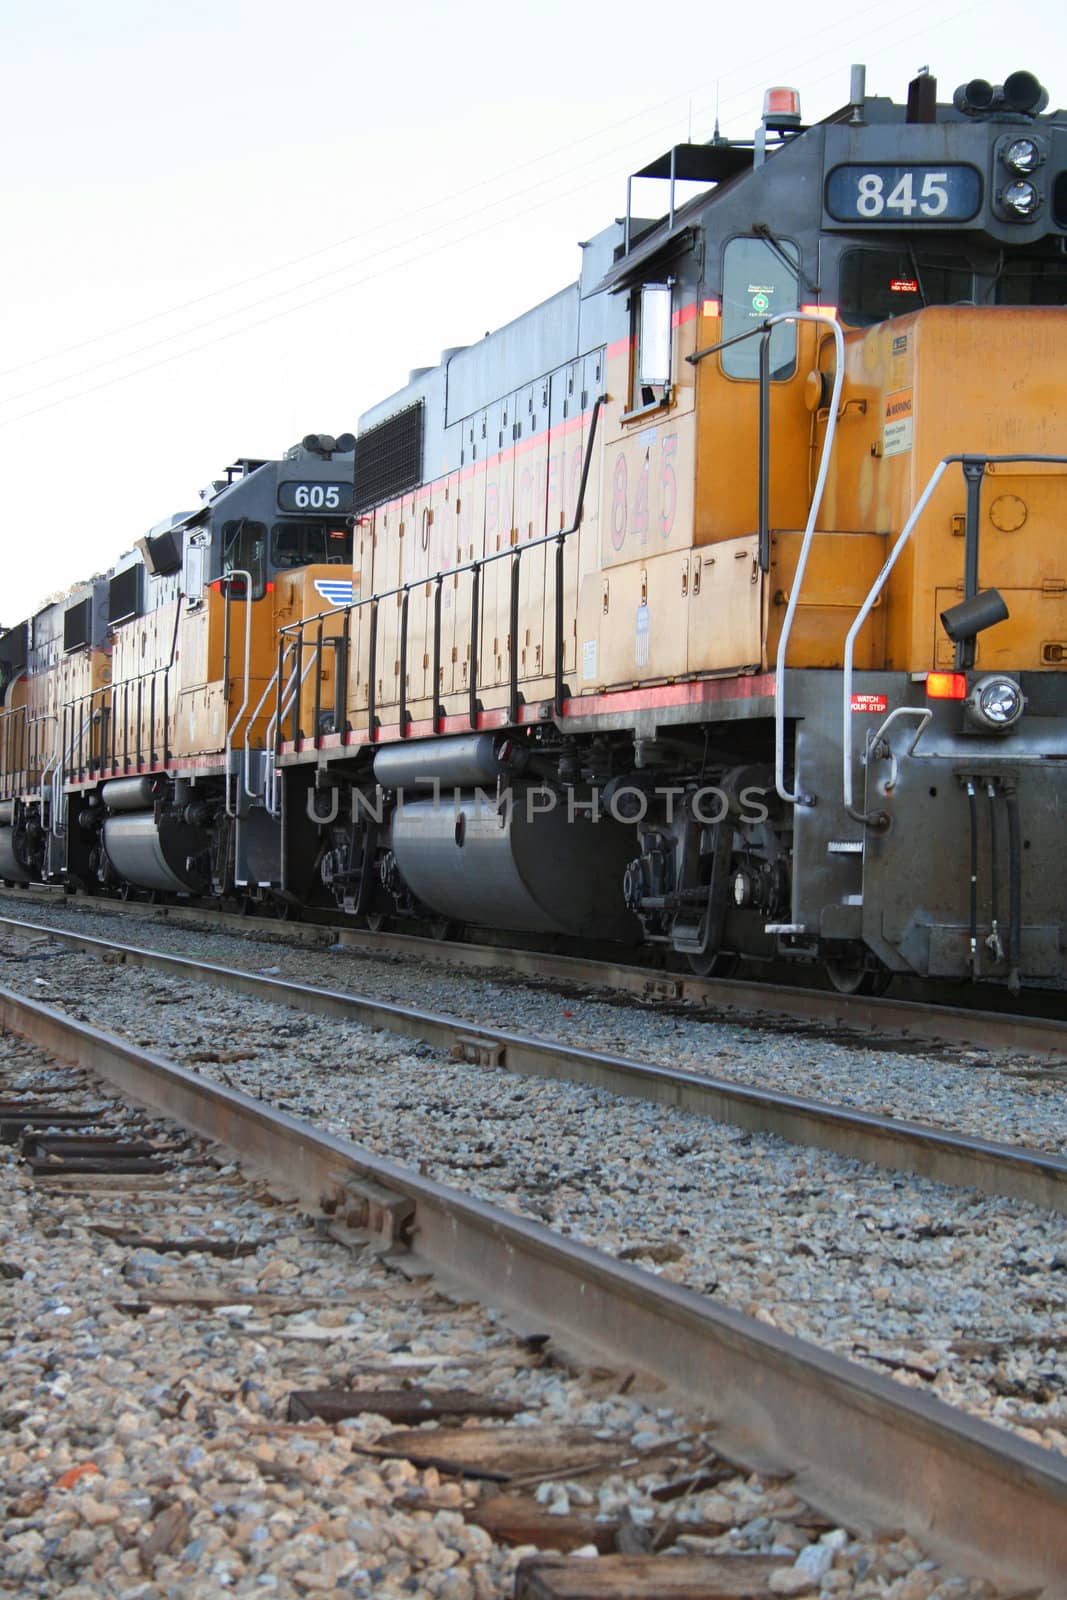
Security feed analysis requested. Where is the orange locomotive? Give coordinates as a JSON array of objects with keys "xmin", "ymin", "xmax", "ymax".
[{"xmin": 3, "ymin": 63, "xmax": 1067, "ymax": 993}]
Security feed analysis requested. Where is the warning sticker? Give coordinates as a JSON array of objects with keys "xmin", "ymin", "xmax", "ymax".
[
  {"xmin": 635, "ymin": 603, "xmax": 650, "ymax": 668},
  {"xmin": 581, "ymin": 639, "xmax": 598, "ymax": 681},
  {"xmin": 851, "ymin": 693, "xmax": 888, "ymax": 713},
  {"xmin": 883, "ymin": 388, "xmax": 913, "ymax": 458},
  {"xmin": 889, "ymin": 331, "xmax": 910, "ymax": 390}
]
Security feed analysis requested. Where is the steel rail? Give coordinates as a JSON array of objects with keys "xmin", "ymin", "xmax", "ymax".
[
  {"xmin": 5, "ymin": 886, "xmax": 1066, "ymax": 1059},
  {"xmin": 1, "ymin": 979, "xmax": 1065, "ymax": 1593},
  {"xmin": 3, "ymin": 913, "xmax": 1066, "ymax": 1215}
]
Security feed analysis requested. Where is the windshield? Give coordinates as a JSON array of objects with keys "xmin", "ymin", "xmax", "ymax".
[
  {"xmin": 270, "ymin": 520, "xmax": 352, "ymax": 571},
  {"xmin": 839, "ymin": 248, "xmax": 973, "ymax": 326},
  {"xmin": 993, "ymin": 256, "xmax": 1067, "ymax": 306}
]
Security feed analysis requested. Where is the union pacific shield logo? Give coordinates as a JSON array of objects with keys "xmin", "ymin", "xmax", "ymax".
[{"xmin": 313, "ymin": 579, "xmax": 354, "ymax": 606}]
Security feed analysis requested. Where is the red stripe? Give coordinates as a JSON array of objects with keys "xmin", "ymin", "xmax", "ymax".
[{"xmin": 280, "ymin": 675, "xmax": 776, "ymax": 758}]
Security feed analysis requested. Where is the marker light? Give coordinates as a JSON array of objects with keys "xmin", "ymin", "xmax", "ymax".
[
  {"xmin": 1004, "ymin": 137, "xmax": 1040, "ymax": 173},
  {"xmin": 967, "ymin": 674, "xmax": 1024, "ymax": 730},
  {"xmin": 800, "ymin": 304, "xmax": 838, "ymax": 318},
  {"xmin": 702, "ymin": 299, "xmax": 721, "ymax": 317},
  {"xmin": 926, "ymin": 672, "xmax": 968, "ymax": 700},
  {"xmin": 1001, "ymin": 179, "xmax": 1039, "ymax": 217},
  {"xmin": 763, "ymin": 86, "xmax": 801, "ymax": 123}
]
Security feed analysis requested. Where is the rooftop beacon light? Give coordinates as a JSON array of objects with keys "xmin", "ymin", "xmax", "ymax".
[{"xmin": 762, "ymin": 87, "xmax": 801, "ymax": 126}]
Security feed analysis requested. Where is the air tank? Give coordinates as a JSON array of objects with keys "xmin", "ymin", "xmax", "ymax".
[
  {"xmin": 102, "ymin": 776, "xmax": 164, "ymax": 812},
  {"xmin": 373, "ymin": 734, "xmax": 515, "ymax": 792}
]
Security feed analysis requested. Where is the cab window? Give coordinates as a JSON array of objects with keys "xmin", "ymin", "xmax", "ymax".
[
  {"xmin": 993, "ymin": 256, "xmax": 1067, "ymax": 306},
  {"xmin": 221, "ymin": 519, "xmax": 267, "ymax": 599},
  {"xmin": 630, "ymin": 283, "xmax": 672, "ymax": 409},
  {"xmin": 839, "ymin": 248, "xmax": 972, "ymax": 325},
  {"xmin": 271, "ymin": 521, "xmax": 352, "ymax": 570},
  {"xmin": 721, "ymin": 237, "xmax": 799, "ymax": 380}
]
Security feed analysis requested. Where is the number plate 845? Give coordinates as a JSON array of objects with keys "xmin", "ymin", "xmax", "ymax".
[{"xmin": 825, "ymin": 164, "xmax": 981, "ymax": 224}]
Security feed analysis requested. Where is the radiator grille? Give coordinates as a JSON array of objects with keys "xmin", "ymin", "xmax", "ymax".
[{"xmin": 354, "ymin": 402, "xmax": 423, "ymax": 514}]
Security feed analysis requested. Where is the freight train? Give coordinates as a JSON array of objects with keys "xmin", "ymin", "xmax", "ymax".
[{"xmin": 3, "ymin": 62, "xmax": 1067, "ymax": 994}]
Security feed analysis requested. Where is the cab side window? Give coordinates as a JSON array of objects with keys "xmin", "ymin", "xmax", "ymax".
[
  {"xmin": 631, "ymin": 283, "xmax": 672, "ymax": 409},
  {"xmin": 721, "ymin": 237, "xmax": 799, "ymax": 380},
  {"xmin": 221, "ymin": 519, "xmax": 267, "ymax": 599}
]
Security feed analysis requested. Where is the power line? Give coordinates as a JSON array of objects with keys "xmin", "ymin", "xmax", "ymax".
[
  {"xmin": 0, "ymin": 0, "xmax": 904, "ymax": 387},
  {"xmin": 0, "ymin": 0, "xmax": 966, "ymax": 428}
]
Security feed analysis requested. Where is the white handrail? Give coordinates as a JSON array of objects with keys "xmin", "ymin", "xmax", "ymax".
[
  {"xmin": 223, "ymin": 571, "xmax": 254, "ymax": 819},
  {"xmin": 772, "ymin": 311, "xmax": 847, "ymax": 805},
  {"xmin": 243, "ymin": 670, "xmax": 281, "ymax": 801},
  {"xmin": 265, "ymin": 647, "xmax": 316, "ymax": 818},
  {"xmin": 841, "ymin": 459, "xmax": 952, "ymax": 816}
]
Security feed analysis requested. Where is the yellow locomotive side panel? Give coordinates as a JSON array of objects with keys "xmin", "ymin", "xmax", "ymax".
[
  {"xmin": 806, "ymin": 308, "xmax": 1067, "ymax": 675},
  {"xmin": 278, "ymin": 567, "xmax": 356, "ymax": 744},
  {"xmin": 692, "ymin": 315, "xmax": 815, "ymax": 546},
  {"xmin": 907, "ymin": 309, "xmax": 1067, "ymax": 674}
]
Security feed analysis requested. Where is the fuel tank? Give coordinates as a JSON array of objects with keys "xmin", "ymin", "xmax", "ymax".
[
  {"xmin": 389, "ymin": 787, "xmax": 639, "ymax": 940},
  {"xmin": 102, "ymin": 811, "xmax": 210, "ymax": 895}
]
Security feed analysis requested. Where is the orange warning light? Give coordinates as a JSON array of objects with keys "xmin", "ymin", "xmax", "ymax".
[
  {"xmin": 763, "ymin": 87, "xmax": 801, "ymax": 121},
  {"xmin": 926, "ymin": 671, "xmax": 967, "ymax": 700}
]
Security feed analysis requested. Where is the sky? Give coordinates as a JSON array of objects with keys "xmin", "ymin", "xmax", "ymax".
[{"xmin": 1, "ymin": 0, "xmax": 1063, "ymax": 622}]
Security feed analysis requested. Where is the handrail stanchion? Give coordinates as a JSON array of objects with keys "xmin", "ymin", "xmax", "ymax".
[
  {"xmin": 431, "ymin": 577, "xmax": 443, "ymax": 735},
  {"xmin": 222, "ymin": 571, "xmax": 254, "ymax": 818},
  {"xmin": 398, "ymin": 589, "xmax": 410, "ymax": 737},
  {"xmin": 508, "ymin": 549, "xmax": 521, "ymax": 723},
  {"xmin": 312, "ymin": 619, "xmax": 325, "ymax": 750},
  {"xmin": 367, "ymin": 602, "xmax": 378, "ymax": 743},
  {"xmin": 468, "ymin": 563, "xmax": 481, "ymax": 730}
]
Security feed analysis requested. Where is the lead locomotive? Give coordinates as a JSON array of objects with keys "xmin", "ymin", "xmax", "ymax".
[{"xmin": 3, "ymin": 64, "xmax": 1066, "ymax": 993}]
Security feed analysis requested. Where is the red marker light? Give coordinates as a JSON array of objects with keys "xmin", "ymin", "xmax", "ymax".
[
  {"xmin": 926, "ymin": 672, "xmax": 967, "ymax": 700},
  {"xmin": 763, "ymin": 86, "xmax": 801, "ymax": 121}
]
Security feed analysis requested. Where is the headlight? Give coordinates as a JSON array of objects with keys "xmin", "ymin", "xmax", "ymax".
[
  {"xmin": 1004, "ymin": 137, "xmax": 1040, "ymax": 173},
  {"xmin": 967, "ymin": 674, "xmax": 1025, "ymax": 731},
  {"xmin": 1000, "ymin": 179, "xmax": 1039, "ymax": 217}
]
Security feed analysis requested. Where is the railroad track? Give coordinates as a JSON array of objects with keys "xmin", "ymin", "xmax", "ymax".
[
  {"xmin": 5, "ymin": 882, "xmax": 1067, "ymax": 1059},
  {"xmin": 1, "ymin": 979, "xmax": 1066, "ymax": 1596},
  {"xmin": 0, "ymin": 910, "xmax": 1065, "ymax": 1216}
]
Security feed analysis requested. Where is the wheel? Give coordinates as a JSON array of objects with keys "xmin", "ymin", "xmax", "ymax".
[
  {"xmin": 686, "ymin": 950, "xmax": 740, "ymax": 979},
  {"xmin": 825, "ymin": 959, "xmax": 893, "ymax": 997}
]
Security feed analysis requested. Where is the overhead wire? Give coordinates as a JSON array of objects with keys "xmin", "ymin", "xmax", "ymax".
[
  {"xmin": 0, "ymin": 0, "xmax": 974, "ymax": 430},
  {"xmin": 0, "ymin": 0, "xmax": 932, "ymax": 393}
]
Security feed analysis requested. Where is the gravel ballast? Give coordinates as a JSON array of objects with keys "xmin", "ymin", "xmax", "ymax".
[
  {"xmin": 0, "ymin": 922, "xmax": 1064, "ymax": 1463},
  {"xmin": 0, "ymin": 893, "xmax": 1061, "ymax": 1155},
  {"xmin": 0, "ymin": 1033, "xmax": 996, "ymax": 1600}
]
